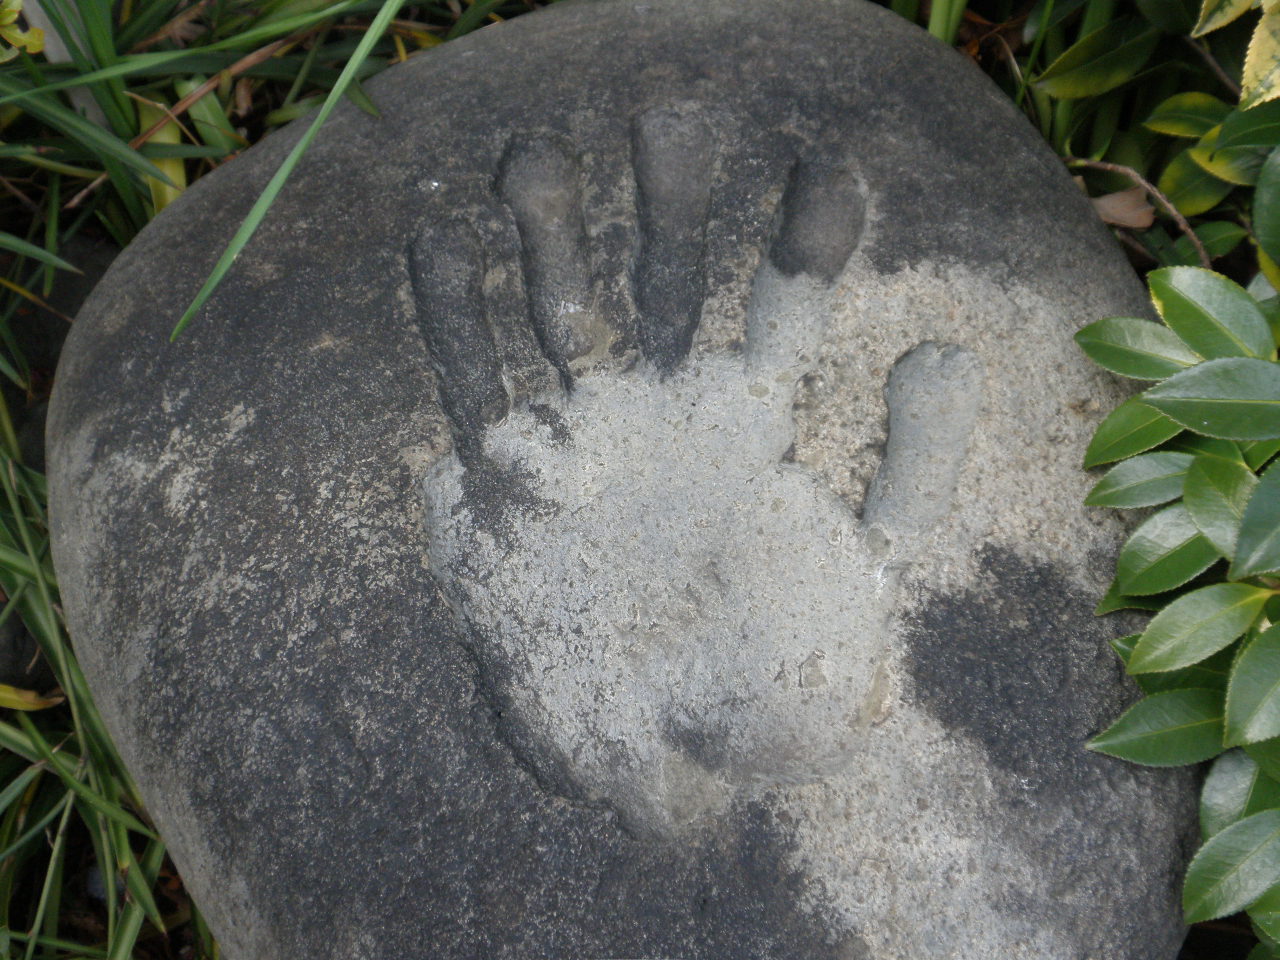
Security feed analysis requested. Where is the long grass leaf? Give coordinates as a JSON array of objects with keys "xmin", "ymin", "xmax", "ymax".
[
  {"xmin": 0, "ymin": 234, "xmax": 79, "ymax": 273},
  {"xmin": 106, "ymin": 840, "xmax": 164, "ymax": 960},
  {"xmin": 0, "ymin": 2, "xmax": 364, "ymax": 108},
  {"xmin": 21, "ymin": 782, "xmax": 75, "ymax": 960},
  {"xmin": 0, "ymin": 76, "xmax": 172, "ymax": 186},
  {"xmin": 0, "ymin": 720, "xmax": 44, "ymax": 764},
  {"xmin": 14, "ymin": 716, "xmax": 152, "ymax": 838},
  {"xmin": 27, "ymin": 1, "xmax": 134, "ymax": 136},
  {"xmin": 0, "ymin": 791, "xmax": 71, "ymax": 863},
  {"xmin": 446, "ymin": 0, "xmax": 507, "ymax": 39},
  {"xmin": 119, "ymin": 838, "xmax": 166, "ymax": 934},
  {"xmin": 172, "ymin": 0, "xmax": 402, "ymax": 339},
  {"xmin": 0, "ymin": 765, "xmax": 43, "ymax": 818},
  {"xmin": 4, "ymin": 930, "xmax": 109, "ymax": 958}
]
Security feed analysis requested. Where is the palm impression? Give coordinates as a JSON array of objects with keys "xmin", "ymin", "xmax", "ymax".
[{"xmin": 411, "ymin": 106, "xmax": 984, "ymax": 837}]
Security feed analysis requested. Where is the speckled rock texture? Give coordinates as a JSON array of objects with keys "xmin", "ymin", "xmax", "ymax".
[{"xmin": 48, "ymin": 1, "xmax": 1197, "ymax": 957}]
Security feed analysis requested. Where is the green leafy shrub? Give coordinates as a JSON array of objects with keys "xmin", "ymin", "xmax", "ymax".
[{"xmin": 1080, "ymin": 265, "xmax": 1280, "ymax": 950}]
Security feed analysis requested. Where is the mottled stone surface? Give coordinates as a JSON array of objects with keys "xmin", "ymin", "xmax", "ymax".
[{"xmin": 48, "ymin": 1, "xmax": 1196, "ymax": 957}]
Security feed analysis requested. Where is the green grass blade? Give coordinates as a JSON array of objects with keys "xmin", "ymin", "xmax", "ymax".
[
  {"xmin": 105, "ymin": 839, "xmax": 164, "ymax": 960},
  {"xmin": 118, "ymin": 836, "xmax": 166, "ymax": 935},
  {"xmin": 21, "ymin": 783, "xmax": 75, "ymax": 960},
  {"xmin": 0, "ymin": 791, "xmax": 72, "ymax": 863},
  {"xmin": 4, "ymin": 930, "xmax": 109, "ymax": 958},
  {"xmin": 0, "ymin": 719, "xmax": 49, "ymax": 764},
  {"xmin": 0, "ymin": 765, "xmax": 42, "ymax": 819},
  {"xmin": 14, "ymin": 715, "xmax": 152, "ymax": 838},
  {"xmin": 0, "ymin": 234, "xmax": 80, "ymax": 274},
  {"xmin": 0, "ymin": 1, "xmax": 364, "ymax": 109},
  {"xmin": 27, "ymin": 1, "xmax": 135, "ymax": 136},
  {"xmin": 0, "ymin": 76, "xmax": 172, "ymax": 187},
  {"xmin": 172, "ymin": 0, "xmax": 402, "ymax": 339},
  {"xmin": 446, "ymin": 0, "xmax": 506, "ymax": 39},
  {"xmin": 115, "ymin": 0, "xmax": 193, "ymax": 49}
]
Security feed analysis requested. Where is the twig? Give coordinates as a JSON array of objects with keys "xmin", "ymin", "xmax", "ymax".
[
  {"xmin": 129, "ymin": 0, "xmax": 217, "ymax": 53},
  {"xmin": 124, "ymin": 91, "xmax": 201, "ymax": 147},
  {"xmin": 65, "ymin": 29, "xmax": 315, "ymax": 210},
  {"xmin": 1112, "ymin": 228, "xmax": 1157, "ymax": 265},
  {"xmin": 0, "ymin": 276, "xmax": 74, "ymax": 324},
  {"xmin": 0, "ymin": 175, "xmax": 39, "ymax": 215},
  {"xmin": 1184, "ymin": 36, "xmax": 1242, "ymax": 99},
  {"xmin": 1066, "ymin": 157, "xmax": 1212, "ymax": 268}
]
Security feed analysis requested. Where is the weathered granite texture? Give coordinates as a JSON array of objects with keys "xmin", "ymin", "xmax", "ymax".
[{"xmin": 48, "ymin": 1, "xmax": 1197, "ymax": 957}]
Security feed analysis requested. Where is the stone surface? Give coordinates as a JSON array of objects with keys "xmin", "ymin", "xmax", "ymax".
[{"xmin": 48, "ymin": 1, "xmax": 1197, "ymax": 958}]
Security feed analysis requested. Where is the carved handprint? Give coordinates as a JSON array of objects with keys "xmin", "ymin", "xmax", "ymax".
[{"xmin": 411, "ymin": 108, "xmax": 983, "ymax": 837}]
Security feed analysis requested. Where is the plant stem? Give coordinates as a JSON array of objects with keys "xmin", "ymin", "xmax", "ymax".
[{"xmin": 1067, "ymin": 157, "xmax": 1212, "ymax": 267}]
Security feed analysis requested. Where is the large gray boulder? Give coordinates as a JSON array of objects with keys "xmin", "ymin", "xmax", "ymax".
[{"xmin": 48, "ymin": 1, "xmax": 1196, "ymax": 957}]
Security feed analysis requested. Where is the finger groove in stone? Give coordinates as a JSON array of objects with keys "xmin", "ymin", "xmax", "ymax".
[
  {"xmin": 498, "ymin": 137, "xmax": 596, "ymax": 378},
  {"xmin": 631, "ymin": 105, "xmax": 715, "ymax": 373},
  {"xmin": 409, "ymin": 218, "xmax": 511, "ymax": 442}
]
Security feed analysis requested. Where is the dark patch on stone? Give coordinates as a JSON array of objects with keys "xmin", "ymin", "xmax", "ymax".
[
  {"xmin": 901, "ymin": 544, "xmax": 1195, "ymax": 959},
  {"xmin": 768, "ymin": 155, "xmax": 866, "ymax": 282},
  {"xmin": 456, "ymin": 456, "xmax": 556, "ymax": 544},
  {"xmin": 902, "ymin": 544, "xmax": 1135, "ymax": 787},
  {"xmin": 526, "ymin": 401, "xmax": 570, "ymax": 445}
]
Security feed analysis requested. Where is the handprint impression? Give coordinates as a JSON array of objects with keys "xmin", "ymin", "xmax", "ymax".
[{"xmin": 411, "ymin": 109, "xmax": 984, "ymax": 838}]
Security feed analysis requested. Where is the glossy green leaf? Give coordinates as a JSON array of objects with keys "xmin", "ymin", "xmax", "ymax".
[
  {"xmin": 1149, "ymin": 268, "xmax": 1275, "ymax": 360},
  {"xmin": 1117, "ymin": 503, "xmax": 1222, "ymax": 595},
  {"xmin": 1129, "ymin": 582, "xmax": 1271, "ymax": 673},
  {"xmin": 1110, "ymin": 632, "xmax": 1142, "ymax": 662},
  {"xmin": 1137, "ymin": 0, "xmax": 1197, "ymax": 33},
  {"xmin": 1095, "ymin": 581, "xmax": 1172, "ymax": 614},
  {"xmin": 1086, "ymin": 452, "xmax": 1194, "ymax": 508},
  {"xmin": 1170, "ymin": 436, "xmax": 1247, "ymax": 462},
  {"xmin": 1035, "ymin": 19, "xmax": 1160, "ymax": 99},
  {"xmin": 1246, "ymin": 438, "xmax": 1280, "ymax": 470},
  {"xmin": 1192, "ymin": 124, "xmax": 1269, "ymax": 186},
  {"xmin": 1158, "ymin": 149, "xmax": 1235, "ymax": 217},
  {"xmin": 1084, "ymin": 398, "xmax": 1183, "ymax": 467},
  {"xmin": 1145, "ymin": 92, "xmax": 1234, "ymax": 137},
  {"xmin": 1193, "ymin": 0, "xmax": 1256, "ymax": 36},
  {"xmin": 1075, "ymin": 316, "xmax": 1202, "ymax": 379},
  {"xmin": 1233, "ymin": 461, "xmax": 1280, "ymax": 578},
  {"xmin": 1257, "ymin": 148, "xmax": 1280, "ymax": 266},
  {"xmin": 1247, "ymin": 943, "xmax": 1277, "ymax": 960},
  {"xmin": 1250, "ymin": 884, "xmax": 1280, "ymax": 945},
  {"xmin": 1202, "ymin": 750, "xmax": 1280, "ymax": 838},
  {"xmin": 1228, "ymin": 625, "xmax": 1280, "ymax": 745},
  {"xmin": 1184, "ymin": 810, "xmax": 1280, "ymax": 922},
  {"xmin": 1173, "ymin": 221, "xmax": 1249, "ymax": 265},
  {"xmin": 1249, "ymin": 736, "xmax": 1280, "ymax": 781},
  {"xmin": 1185, "ymin": 454, "xmax": 1260, "ymax": 557},
  {"xmin": 1113, "ymin": 632, "xmax": 1234, "ymax": 693},
  {"xmin": 1259, "ymin": 293, "xmax": 1280, "ymax": 343},
  {"xmin": 1088, "ymin": 687, "xmax": 1224, "ymax": 765},
  {"xmin": 1145, "ymin": 358, "xmax": 1280, "ymax": 440},
  {"xmin": 1222, "ymin": 100, "xmax": 1280, "ymax": 151},
  {"xmin": 1241, "ymin": 5, "xmax": 1280, "ymax": 110}
]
